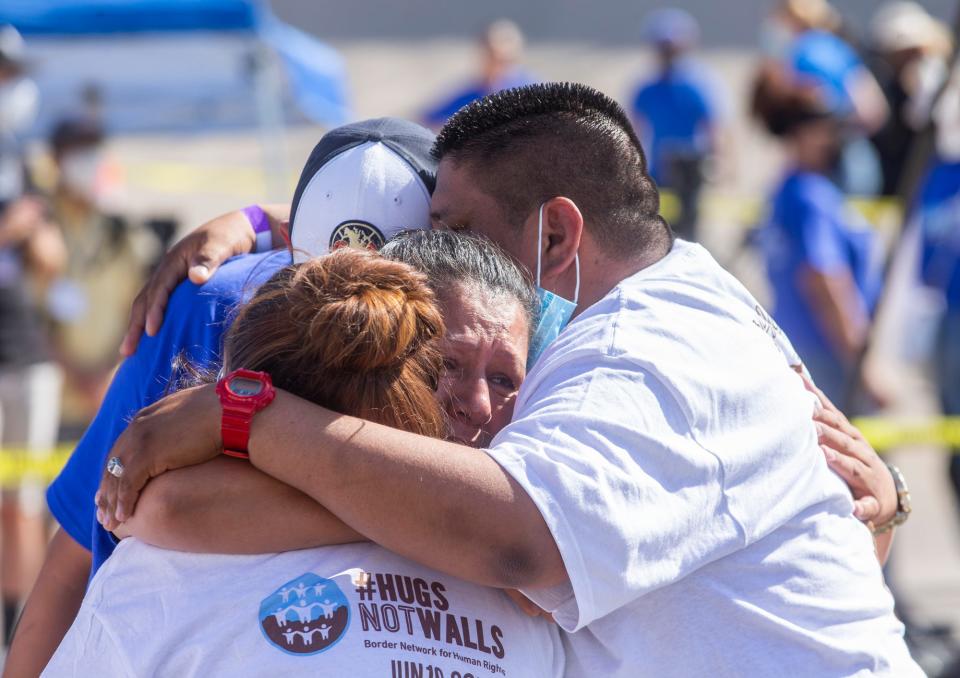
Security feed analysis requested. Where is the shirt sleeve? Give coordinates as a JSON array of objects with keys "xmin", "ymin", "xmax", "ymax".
[
  {"xmin": 46, "ymin": 355, "xmax": 152, "ymax": 550},
  {"xmin": 485, "ymin": 353, "xmax": 745, "ymax": 631}
]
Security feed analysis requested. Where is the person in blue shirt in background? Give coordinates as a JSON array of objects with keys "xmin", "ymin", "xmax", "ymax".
[
  {"xmin": 4, "ymin": 117, "xmax": 438, "ymax": 678},
  {"xmin": 421, "ymin": 19, "xmax": 536, "ymax": 129},
  {"xmin": 916, "ymin": 159, "xmax": 960, "ymax": 521},
  {"xmin": 751, "ymin": 68, "xmax": 885, "ymax": 407},
  {"xmin": 758, "ymin": 0, "xmax": 889, "ymax": 196},
  {"xmin": 629, "ymin": 8, "xmax": 725, "ymax": 242}
]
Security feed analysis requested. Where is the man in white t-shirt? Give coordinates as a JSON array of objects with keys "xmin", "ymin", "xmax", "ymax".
[{"xmin": 98, "ymin": 83, "xmax": 920, "ymax": 676}]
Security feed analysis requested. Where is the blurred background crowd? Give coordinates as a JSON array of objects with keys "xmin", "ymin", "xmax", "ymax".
[{"xmin": 1, "ymin": 0, "xmax": 959, "ymax": 674}]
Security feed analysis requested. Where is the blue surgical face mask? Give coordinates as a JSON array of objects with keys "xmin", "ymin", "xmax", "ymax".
[{"xmin": 527, "ymin": 203, "xmax": 580, "ymax": 369}]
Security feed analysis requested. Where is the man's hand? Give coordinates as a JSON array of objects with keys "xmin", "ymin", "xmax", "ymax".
[
  {"xmin": 96, "ymin": 384, "xmax": 222, "ymax": 531},
  {"xmin": 119, "ymin": 210, "xmax": 257, "ymax": 356},
  {"xmin": 799, "ymin": 371, "xmax": 897, "ymax": 527}
]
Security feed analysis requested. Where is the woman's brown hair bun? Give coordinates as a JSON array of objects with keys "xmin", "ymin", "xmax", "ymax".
[
  {"xmin": 292, "ymin": 251, "xmax": 442, "ymax": 373},
  {"xmin": 224, "ymin": 248, "xmax": 447, "ymax": 438}
]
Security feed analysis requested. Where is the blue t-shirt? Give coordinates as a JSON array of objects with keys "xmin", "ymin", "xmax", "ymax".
[
  {"xmin": 917, "ymin": 160, "xmax": 960, "ymax": 311},
  {"xmin": 46, "ymin": 251, "xmax": 290, "ymax": 577},
  {"xmin": 790, "ymin": 30, "xmax": 861, "ymax": 115},
  {"xmin": 761, "ymin": 171, "xmax": 881, "ymax": 365},
  {"xmin": 422, "ymin": 68, "xmax": 536, "ymax": 127},
  {"xmin": 630, "ymin": 59, "xmax": 721, "ymax": 182}
]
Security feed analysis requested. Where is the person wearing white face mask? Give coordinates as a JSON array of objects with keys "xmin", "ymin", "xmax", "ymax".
[
  {"xmin": 0, "ymin": 23, "xmax": 67, "ymax": 647},
  {"xmin": 45, "ymin": 117, "xmax": 158, "ymax": 434}
]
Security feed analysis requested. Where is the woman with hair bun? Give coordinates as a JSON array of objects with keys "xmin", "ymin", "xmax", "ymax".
[{"xmin": 44, "ymin": 238, "xmax": 563, "ymax": 677}]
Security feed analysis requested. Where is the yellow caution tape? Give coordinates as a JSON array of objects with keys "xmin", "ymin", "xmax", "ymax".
[
  {"xmin": 119, "ymin": 161, "xmax": 904, "ymax": 230},
  {"xmin": 657, "ymin": 190, "xmax": 903, "ymax": 229},
  {"xmin": 0, "ymin": 446, "xmax": 74, "ymax": 485},
  {"xmin": 0, "ymin": 416, "xmax": 956, "ymax": 484},
  {"xmin": 853, "ymin": 416, "xmax": 960, "ymax": 453}
]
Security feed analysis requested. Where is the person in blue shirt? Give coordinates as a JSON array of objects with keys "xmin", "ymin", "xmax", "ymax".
[
  {"xmin": 629, "ymin": 8, "xmax": 724, "ymax": 241},
  {"xmin": 752, "ymin": 72, "xmax": 883, "ymax": 406},
  {"xmin": 421, "ymin": 19, "xmax": 535, "ymax": 129},
  {"xmin": 758, "ymin": 0, "xmax": 888, "ymax": 195},
  {"xmin": 916, "ymin": 159, "xmax": 960, "ymax": 515},
  {"xmin": 5, "ymin": 117, "xmax": 439, "ymax": 677}
]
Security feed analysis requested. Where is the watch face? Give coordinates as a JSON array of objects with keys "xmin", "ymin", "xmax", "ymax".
[{"xmin": 228, "ymin": 376, "xmax": 264, "ymax": 397}]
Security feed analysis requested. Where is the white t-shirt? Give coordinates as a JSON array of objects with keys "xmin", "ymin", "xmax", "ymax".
[
  {"xmin": 44, "ymin": 540, "xmax": 564, "ymax": 678},
  {"xmin": 487, "ymin": 240, "xmax": 920, "ymax": 677}
]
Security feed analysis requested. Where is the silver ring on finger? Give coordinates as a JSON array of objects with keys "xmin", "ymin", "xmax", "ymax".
[{"xmin": 106, "ymin": 456, "xmax": 125, "ymax": 478}]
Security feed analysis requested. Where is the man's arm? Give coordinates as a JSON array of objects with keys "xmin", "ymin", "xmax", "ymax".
[
  {"xmin": 120, "ymin": 204, "xmax": 289, "ymax": 356},
  {"xmin": 117, "ymin": 457, "xmax": 364, "ymax": 553},
  {"xmin": 248, "ymin": 393, "xmax": 566, "ymax": 589},
  {"xmin": 3, "ymin": 529, "xmax": 91, "ymax": 678}
]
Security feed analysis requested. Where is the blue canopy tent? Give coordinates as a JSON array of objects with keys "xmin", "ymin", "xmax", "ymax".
[
  {"xmin": 1, "ymin": 0, "xmax": 350, "ymax": 199},
  {"xmin": 0, "ymin": 0, "xmax": 350, "ymax": 131},
  {"xmin": 0, "ymin": 0, "xmax": 260, "ymax": 35}
]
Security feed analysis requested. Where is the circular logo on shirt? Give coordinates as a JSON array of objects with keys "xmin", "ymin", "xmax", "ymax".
[
  {"xmin": 329, "ymin": 220, "xmax": 386, "ymax": 252},
  {"xmin": 259, "ymin": 574, "xmax": 350, "ymax": 656}
]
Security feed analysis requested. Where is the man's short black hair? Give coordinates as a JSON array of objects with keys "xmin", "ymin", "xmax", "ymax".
[{"xmin": 433, "ymin": 82, "xmax": 671, "ymax": 257}]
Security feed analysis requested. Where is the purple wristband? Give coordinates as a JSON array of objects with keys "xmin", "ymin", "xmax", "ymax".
[{"xmin": 242, "ymin": 204, "xmax": 271, "ymax": 234}]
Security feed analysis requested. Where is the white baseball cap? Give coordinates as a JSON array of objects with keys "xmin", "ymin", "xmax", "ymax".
[{"xmin": 289, "ymin": 117, "xmax": 436, "ymax": 263}]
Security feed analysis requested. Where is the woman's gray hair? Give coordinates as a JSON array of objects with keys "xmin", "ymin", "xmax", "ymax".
[{"xmin": 380, "ymin": 230, "xmax": 539, "ymax": 341}]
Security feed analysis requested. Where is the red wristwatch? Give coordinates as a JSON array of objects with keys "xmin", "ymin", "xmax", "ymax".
[{"xmin": 215, "ymin": 369, "xmax": 276, "ymax": 459}]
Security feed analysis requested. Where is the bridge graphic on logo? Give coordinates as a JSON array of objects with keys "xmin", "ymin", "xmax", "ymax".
[
  {"xmin": 259, "ymin": 573, "xmax": 350, "ymax": 656},
  {"xmin": 329, "ymin": 220, "xmax": 386, "ymax": 252}
]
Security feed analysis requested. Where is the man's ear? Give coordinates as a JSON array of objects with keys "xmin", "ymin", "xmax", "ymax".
[{"xmin": 539, "ymin": 197, "xmax": 583, "ymax": 284}]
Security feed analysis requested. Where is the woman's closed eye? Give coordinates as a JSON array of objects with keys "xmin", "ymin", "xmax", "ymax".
[{"xmin": 489, "ymin": 373, "xmax": 518, "ymax": 394}]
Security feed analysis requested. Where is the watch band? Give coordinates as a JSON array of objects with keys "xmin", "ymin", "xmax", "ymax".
[
  {"xmin": 873, "ymin": 462, "xmax": 911, "ymax": 534},
  {"xmin": 222, "ymin": 410, "xmax": 254, "ymax": 459},
  {"xmin": 216, "ymin": 369, "xmax": 276, "ymax": 459}
]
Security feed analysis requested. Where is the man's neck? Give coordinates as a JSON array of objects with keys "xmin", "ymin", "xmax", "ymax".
[{"xmin": 573, "ymin": 235, "xmax": 674, "ymax": 316}]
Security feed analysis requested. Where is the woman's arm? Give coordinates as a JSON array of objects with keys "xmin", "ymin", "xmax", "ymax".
[
  {"xmin": 115, "ymin": 456, "xmax": 364, "ymax": 553},
  {"xmin": 97, "ymin": 385, "xmax": 565, "ymax": 590}
]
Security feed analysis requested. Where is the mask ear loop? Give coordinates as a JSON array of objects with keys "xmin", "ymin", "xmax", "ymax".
[
  {"xmin": 536, "ymin": 202, "xmax": 545, "ymax": 288},
  {"xmin": 573, "ymin": 253, "xmax": 581, "ymax": 305},
  {"xmin": 539, "ymin": 201, "xmax": 581, "ymax": 304}
]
